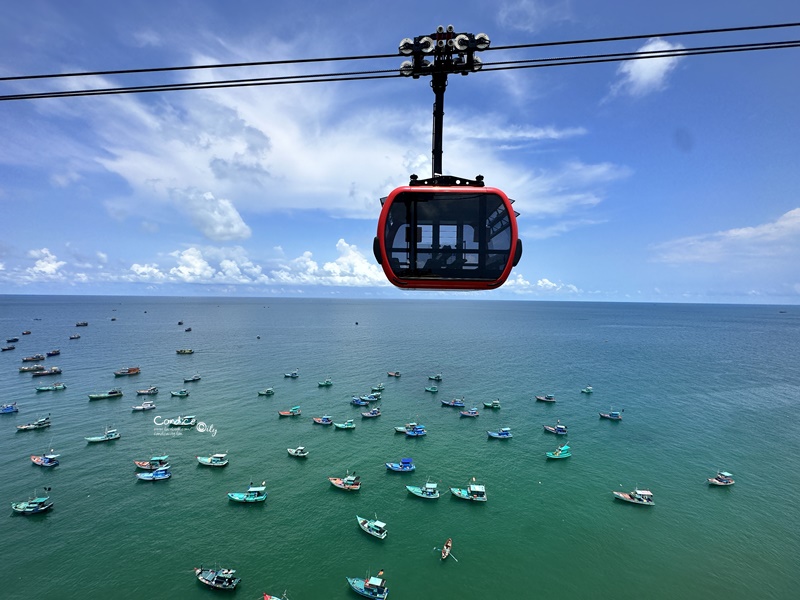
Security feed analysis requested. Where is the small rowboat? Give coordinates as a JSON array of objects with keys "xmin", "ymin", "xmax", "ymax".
[{"xmin": 441, "ymin": 538, "xmax": 452, "ymax": 560}]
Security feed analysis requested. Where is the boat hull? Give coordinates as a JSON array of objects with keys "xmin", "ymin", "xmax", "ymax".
[{"xmin": 346, "ymin": 577, "xmax": 388, "ymax": 599}]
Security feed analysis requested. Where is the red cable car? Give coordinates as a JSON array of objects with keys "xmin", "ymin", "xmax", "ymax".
[{"xmin": 374, "ymin": 175, "xmax": 522, "ymax": 290}]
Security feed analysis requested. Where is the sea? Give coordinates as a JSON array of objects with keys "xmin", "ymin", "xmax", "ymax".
[{"xmin": 0, "ymin": 296, "xmax": 798, "ymax": 600}]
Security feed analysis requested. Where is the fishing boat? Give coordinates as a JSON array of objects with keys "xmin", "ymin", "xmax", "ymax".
[
  {"xmin": 36, "ymin": 382, "xmax": 66, "ymax": 392},
  {"xmin": 487, "ymin": 427, "xmax": 512, "ymax": 439},
  {"xmin": 31, "ymin": 451, "xmax": 60, "ymax": 467},
  {"xmin": 536, "ymin": 394, "xmax": 556, "ymax": 403},
  {"xmin": 546, "ymin": 444, "xmax": 571, "ymax": 459},
  {"xmin": 75, "ymin": 322, "xmax": 88, "ymax": 327},
  {"xmin": 543, "ymin": 421, "xmax": 568, "ymax": 435},
  {"xmin": 387, "ymin": 371, "xmax": 401, "ymax": 377},
  {"xmin": 170, "ymin": 389, "xmax": 190, "ymax": 397},
  {"xmin": 69, "ymin": 334, "xmax": 80, "ymax": 340},
  {"xmin": 345, "ymin": 574, "xmax": 388, "ymax": 599},
  {"xmin": 184, "ymin": 374, "xmax": 202, "ymax": 383},
  {"xmin": 312, "ymin": 415, "xmax": 333, "ymax": 425},
  {"xmin": 20, "ymin": 364, "xmax": 45, "ymax": 373},
  {"xmin": 406, "ymin": 479, "xmax": 439, "ymax": 499},
  {"xmin": 278, "ymin": 406, "xmax": 301, "ymax": 417},
  {"xmin": 184, "ymin": 327, "xmax": 192, "ymax": 332},
  {"xmin": 287, "ymin": 446, "xmax": 309, "ymax": 458},
  {"xmin": 88, "ymin": 388, "xmax": 123, "ymax": 400},
  {"xmin": 441, "ymin": 538, "xmax": 452, "ymax": 560},
  {"xmin": 708, "ymin": 471, "xmax": 735, "ymax": 486},
  {"xmin": 197, "ymin": 453, "xmax": 229, "ymax": 467},
  {"xmin": 134, "ymin": 456, "xmax": 170, "ymax": 470},
  {"xmin": 132, "ymin": 400, "xmax": 156, "ymax": 411},
  {"xmin": 459, "ymin": 407, "xmax": 480, "ymax": 418},
  {"xmin": 441, "ymin": 398, "xmax": 465, "ymax": 408},
  {"xmin": 405, "ymin": 425, "xmax": 427, "ymax": 437},
  {"xmin": 357, "ymin": 515, "xmax": 387, "ymax": 539},
  {"xmin": 258, "ymin": 387, "xmax": 275, "ymax": 396},
  {"xmin": 483, "ymin": 399, "xmax": 501, "ymax": 409},
  {"xmin": 228, "ymin": 481, "xmax": 268, "ymax": 502},
  {"xmin": 318, "ymin": 378, "xmax": 333, "ymax": 387},
  {"xmin": 371, "ymin": 383, "xmax": 385, "ymax": 392},
  {"xmin": 136, "ymin": 386, "xmax": 158, "ymax": 395},
  {"xmin": 6, "ymin": 336, "xmax": 19, "ymax": 343},
  {"xmin": 581, "ymin": 386, "xmax": 594, "ymax": 394},
  {"xmin": 16, "ymin": 415, "xmax": 51, "ymax": 430},
  {"xmin": 450, "ymin": 478, "xmax": 487, "ymax": 501},
  {"xmin": 176, "ymin": 349, "xmax": 193, "ymax": 354},
  {"xmin": 22, "ymin": 330, "xmax": 31, "ymax": 335},
  {"xmin": 425, "ymin": 386, "xmax": 438, "ymax": 393},
  {"xmin": 613, "ymin": 488, "xmax": 654, "ymax": 505},
  {"xmin": 394, "ymin": 422, "xmax": 418, "ymax": 433},
  {"xmin": 114, "ymin": 366, "xmax": 140, "ymax": 377},
  {"xmin": 1, "ymin": 345, "xmax": 14, "ymax": 351},
  {"xmin": 194, "ymin": 567, "xmax": 241, "ymax": 591},
  {"xmin": 351, "ymin": 397, "xmax": 370, "ymax": 406},
  {"xmin": 32, "ymin": 366, "xmax": 62, "ymax": 377},
  {"xmin": 334, "ymin": 419, "xmax": 356, "ymax": 430},
  {"xmin": 428, "ymin": 373, "xmax": 443, "ymax": 381},
  {"xmin": 1, "ymin": 402, "xmax": 19, "ymax": 413},
  {"xmin": 22, "ymin": 354, "xmax": 46, "ymax": 362},
  {"xmin": 85, "ymin": 427, "xmax": 120, "ymax": 443},
  {"xmin": 169, "ymin": 415, "xmax": 197, "ymax": 427},
  {"xmin": 136, "ymin": 467, "xmax": 171, "ymax": 481},
  {"xmin": 46, "ymin": 349, "xmax": 60, "ymax": 357},
  {"xmin": 284, "ymin": 369, "xmax": 299, "ymax": 378},
  {"xmin": 599, "ymin": 409, "xmax": 623, "ymax": 420},
  {"xmin": 11, "ymin": 490, "xmax": 54, "ymax": 515},
  {"xmin": 329, "ymin": 471, "xmax": 361, "ymax": 491},
  {"xmin": 361, "ymin": 407, "xmax": 381, "ymax": 418},
  {"xmin": 386, "ymin": 457, "xmax": 415, "ymax": 472}
]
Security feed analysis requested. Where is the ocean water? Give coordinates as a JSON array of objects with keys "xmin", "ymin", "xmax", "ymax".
[{"xmin": 0, "ymin": 296, "xmax": 798, "ymax": 600}]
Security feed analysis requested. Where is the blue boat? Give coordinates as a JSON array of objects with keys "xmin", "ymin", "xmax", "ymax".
[
  {"xmin": 459, "ymin": 407, "xmax": 480, "ymax": 418},
  {"xmin": 405, "ymin": 426, "xmax": 427, "ymax": 437},
  {"xmin": 1, "ymin": 402, "xmax": 19, "ymax": 414},
  {"xmin": 543, "ymin": 421, "xmax": 568, "ymax": 435},
  {"xmin": 136, "ymin": 467, "xmax": 171, "ymax": 481},
  {"xmin": 31, "ymin": 451, "xmax": 60, "ymax": 467},
  {"xmin": 351, "ymin": 397, "xmax": 370, "ymax": 406},
  {"xmin": 346, "ymin": 574, "xmax": 388, "ymax": 599},
  {"xmin": 599, "ymin": 409, "xmax": 623, "ymax": 420},
  {"xmin": 441, "ymin": 398, "xmax": 465, "ymax": 408},
  {"xmin": 546, "ymin": 444, "xmax": 571, "ymax": 459},
  {"xmin": 228, "ymin": 481, "xmax": 268, "ymax": 502},
  {"xmin": 361, "ymin": 407, "xmax": 381, "ymax": 418},
  {"xmin": 313, "ymin": 415, "xmax": 333, "ymax": 425},
  {"xmin": 11, "ymin": 489, "xmax": 54, "ymax": 515},
  {"xmin": 386, "ymin": 457, "xmax": 415, "ymax": 472},
  {"xmin": 487, "ymin": 427, "xmax": 512, "ymax": 439}
]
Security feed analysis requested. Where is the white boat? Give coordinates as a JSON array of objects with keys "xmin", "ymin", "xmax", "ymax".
[
  {"xmin": 613, "ymin": 488, "xmax": 654, "ymax": 505},
  {"xmin": 356, "ymin": 515, "xmax": 387, "ymax": 539},
  {"xmin": 132, "ymin": 400, "xmax": 156, "ymax": 411},
  {"xmin": 197, "ymin": 453, "xmax": 229, "ymax": 467},
  {"xmin": 450, "ymin": 478, "xmax": 487, "ymax": 501},
  {"xmin": 85, "ymin": 427, "xmax": 121, "ymax": 443},
  {"xmin": 288, "ymin": 446, "xmax": 309, "ymax": 458},
  {"xmin": 708, "ymin": 471, "xmax": 735, "ymax": 486},
  {"xmin": 136, "ymin": 386, "xmax": 158, "ymax": 395}
]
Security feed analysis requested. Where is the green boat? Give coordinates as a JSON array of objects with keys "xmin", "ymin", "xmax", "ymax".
[
  {"xmin": 483, "ymin": 399, "xmax": 501, "ymax": 409},
  {"xmin": 170, "ymin": 389, "xmax": 189, "ymax": 397},
  {"xmin": 258, "ymin": 387, "xmax": 275, "ymax": 396},
  {"xmin": 85, "ymin": 427, "xmax": 121, "ymax": 443},
  {"xmin": 334, "ymin": 419, "xmax": 356, "ymax": 429},
  {"xmin": 546, "ymin": 444, "xmax": 571, "ymax": 459},
  {"xmin": 318, "ymin": 378, "xmax": 333, "ymax": 387},
  {"xmin": 88, "ymin": 388, "xmax": 123, "ymax": 400},
  {"xmin": 425, "ymin": 386, "xmax": 438, "ymax": 393},
  {"xmin": 36, "ymin": 382, "xmax": 67, "ymax": 392}
]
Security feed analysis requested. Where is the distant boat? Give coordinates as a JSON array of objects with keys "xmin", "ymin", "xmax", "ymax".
[
  {"xmin": 228, "ymin": 481, "xmax": 268, "ymax": 502},
  {"xmin": 136, "ymin": 467, "xmax": 171, "ymax": 481},
  {"xmin": 708, "ymin": 471, "xmax": 735, "ymax": 486},
  {"xmin": 450, "ymin": 478, "xmax": 487, "ymax": 501},
  {"xmin": 543, "ymin": 421, "xmax": 568, "ymax": 435},
  {"xmin": 178, "ymin": 321, "xmax": 184, "ymax": 325},
  {"xmin": 483, "ymin": 399, "xmax": 501, "ymax": 409},
  {"xmin": 258, "ymin": 387, "xmax": 275, "ymax": 396},
  {"xmin": 46, "ymin": 350, "xmax": 61, "ymax": 357},
  {"xmin": 357, "ymin": 515, "xmax": 387, "ymax": 539},
  {"xmin": 387, "ymin": 371, "xmax": 401, "ymax": 377},
  {"xmin": 134, "ymin": 456, "xmax": 170, "ymax": 470},
  {"xmin": 85, "ymin": 427, "xmax": 120, "ymax": 443},
  {"xmin": 487, "ymin": 427, "xmax": 512, "ymax": 439},
  {"xmin": 613, "ymin": 488, "xmax": 654, "ymax": 505},
  {"xmin": 6, "ymin": 337, "xmax": 19, "ymax": 343},
  {"xmin": 406, "ymin": 479, "xmax": 439, "ymax": 499},
  {"xmin": 428, "ymin": 373, "xmax": 442, "ymax": 381},
  {"xmin": 11, "ymin": 490, "xmax": 54, "ymax": 515},
  {"xmin": 441, "ymin": 398, "xmax": 465, "ymax": 408},
  {"xmin": 536, "ymin": 394, "xmax": 556, "ymax": 403},
  {"xmin": 351, "ymin": 397, "xmax": 370, "ymax": 406},
  {"xmin": 394, "ymin": 422, "xmax": 418, "ymax": 433},
  {"xmin": 22, "ymin": 354, "xmax": 45, "ymax": 362},
  {"xmin": 69, "ymin": 334, "xmax": 80, "ymax": 340},
  {"xmin": 405, "ymin": 425, "xmax": 427, "ymax": 437},
  {"xmin": 176, "ymin": 349, "xmax": 194, "ymax": 355},
  {"xmin": 385, "ymin": 457, "xmax": 415, "ymax": 472},
  {"xmin": 75, "ymin": 322, "xmax": 88, "ymax": 327},
  {"xmin": 184, "ymin": 327, "xmax": 192, "ymax": 332},
  {"xmin": 459, "ymin": 407, "xmax": 480, "ymax": 418},
  {"xmin": 318, "ymin": 378, "xmax": 333, "ymax": 387},
  {"xmin": 581, "ymin": 386, "xmax": 594, "ymax": 394},
  {"xmin": 345, "ymin": 574, "xmax": 388, "ymax": 599},
  {"xmin": 21, "ymin": 330, "xmax": 31, "ymax": 335},
  {"xmin": 599, "ymin": 409, "xmax": 623, "ymax": 420},
  {"xmin": 197, "ymin": 453, "xmax": 229, "ymax": 467},
  {"xmin": 16, "ymin": 415, "xmax": 51, "ymax": 430},
  {"xmin": 32, "ymin": 366, "xmax": 62, "ymax": 377},
  {"xmin": 287, "ymin": 446, "xmax": 309, "ymax": 458},
  {"xmin": 278, "ymin": 406, "xmax": 301, "ymax": 417},
  {"xmin": 194, "ymin": 567, "xmax": 241, "ymax": 591},
  {"xmin": 312, "ymin": 415, "xmax": 333, "ymax": 425},
  {"xmin": 36, "ymin": 382, "xmax": 66, "ymax": 392},
  {"xmin": 1, "ymin": 402, "xmax": 19, "ymax": 414},
  {"xmin": 20, "ymin": 364, "xmax": 45, "ymax": 373},
  {"xmin": 168, "ymin": 415, "xmax": 197, "ymax": 428},
  {"xmin": 114, "ymin": 366, "xmax": 140, "ymax": 377},
  {"xmin": 329, "ymin": 471, "xmax": 361, "ymax": 491},
  {"xmin": 88, "ymin": 388, "xmax": 123, "ymax": 400},
  {"xmin": 132, "ymin": 400, "xmax": 156, "ymax": 411},
  {"xmin": 184, "ymin": 374, "xmax": 202, "ymax": 383},
  {"xmin": 333, "ymin": 419, "xmax": 356, "ymax": 430},
  {"xmin": 425, "ymin": 386, "xmax": 438, "ymax": 393},
  {"xmin": 441, "ymin": 538, "xmax": 452, "ymax": 560},
  {"xmin": 546, "ymin": 444, "xmax": 571, "ymax": 459},
  {"xmin": 284, "ymin": 369, "xmax": 299, "ymax": 378},
  {"xmin": 361, "ymin": 407, "xmax": 381, "ymax": 418},
  {"xmin": 31, "ymin": 450, "xmax": 60, "ymax": 467},
  {"xmin": 136, "ymin": 386, "xmax": 158, "ymax": 395},
  {"xmin": 371, "ymin": 383, "xmax": 385, "ymax": 392},
  {"xmin": 1, "ymin": 345, "xmax": 15, "ymax": 351},
  {"xmin": 170, "ymin": 389, "xmax": 189, "ymax": 398}
]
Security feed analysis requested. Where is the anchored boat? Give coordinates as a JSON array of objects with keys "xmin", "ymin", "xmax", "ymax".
[
  {"xmin": 197, "ymin": 453, "xmax": 229, "ymax": 467},
  {"xmin": 450, "ymin": 478, "xmax": 487, "ymax": 502},
  {"xmin": 613, "ymin": 488, "xmax": 654, "ymax": 505},
  {"xmin": 406, "ymin": 479, "xmax": 439, "ymax": 499},
  {"xmin": 228, "ymin": 481, "xmax": 268, "ymax": 502},
  {"xmin": 357, "ymin": 515, "xmax": 387, "ymax": 539},
  {"xmin": 194, "ymin": 567, "xmax": 241, "ymax": 590}
]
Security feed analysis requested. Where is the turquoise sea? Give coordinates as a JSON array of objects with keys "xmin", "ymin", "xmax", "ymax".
[{"xmin": 0, "ymin": 296, "xmax": 798, "ymax": 600}]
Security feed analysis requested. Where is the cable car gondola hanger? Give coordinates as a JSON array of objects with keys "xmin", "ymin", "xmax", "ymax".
[{"xmin": 373, "ymin": 25, "xmax": 522, "ymax": 290}]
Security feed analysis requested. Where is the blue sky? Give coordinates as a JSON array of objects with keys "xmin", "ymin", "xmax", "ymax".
[{"xmin": 1, "ymin": 1, "xmax": 798, "ymax": 303}]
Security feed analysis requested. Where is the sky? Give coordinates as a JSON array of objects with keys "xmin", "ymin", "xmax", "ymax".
[{"xmin": 1, "ymin": 1, "xmax": 799, "ymax": 303}]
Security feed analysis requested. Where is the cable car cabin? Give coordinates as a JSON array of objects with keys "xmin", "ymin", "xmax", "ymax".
[{"xmin": 374, "ymin": 177, "xmax": 522, "ymax": 290}]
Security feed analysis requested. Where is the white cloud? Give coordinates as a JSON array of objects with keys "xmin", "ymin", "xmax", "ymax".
[
  {"xmin": 609, "ymin": 38, "xmax": 684, "ymax": 98},
  {"xmin": 130, "ymin": 263, "xmax": 166, "ymax": 281},
  {"xmin": 503, "ymin": 273, "xmax": 580, "ymax": 295},
  {"xmin": 169, "ymin": 189, "xmax": 252, "ymax": 242},
  {"xmin": 169, "ymin": 248, "xmax": 216, "ymax": 282},
  {"xmin": 25, "ymin": 248, "xmax": 66, "ymax": 280},
  {"xmin": 523, "ymin": 218, "xmax": 606, "ymax": 240},
  {"xmin": 497, "ymin": 0, "xmax": 573, "ymax": 33},
  {"xmin": 652, "ymin": 208, "xmax": 800, "ymax": 264},
  {"xmin": 320, "ymin": 239, "xmax": 387, "ymax": 286}
]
